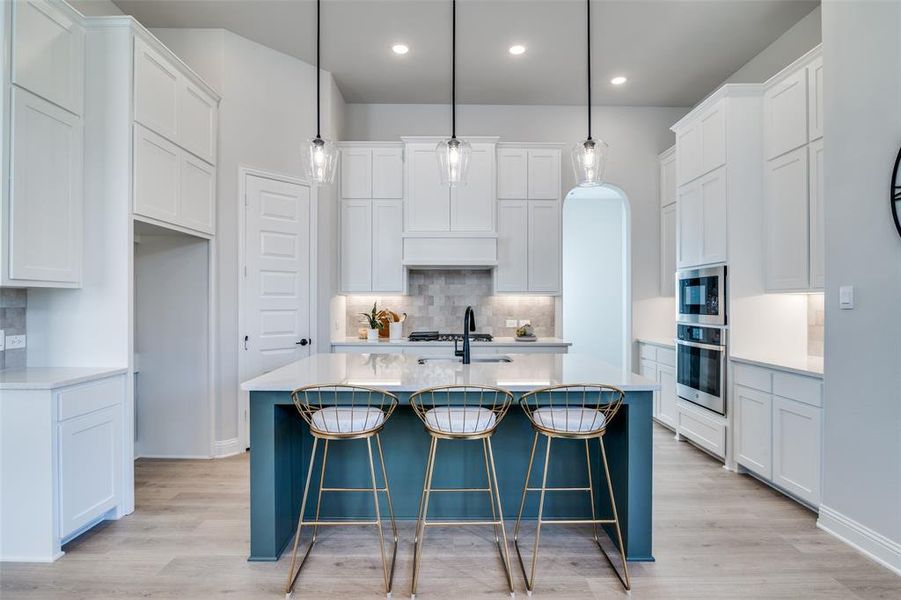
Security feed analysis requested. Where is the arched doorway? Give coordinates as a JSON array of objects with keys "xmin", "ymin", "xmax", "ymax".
[{"xmin": 562, "ymin": 184, "xmax": 631, "ymax": 370}]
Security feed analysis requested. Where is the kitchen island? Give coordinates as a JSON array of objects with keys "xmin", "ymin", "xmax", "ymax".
[{"xmin": 241, "ymin": 353, "xmax": 657, "ymax": 563}]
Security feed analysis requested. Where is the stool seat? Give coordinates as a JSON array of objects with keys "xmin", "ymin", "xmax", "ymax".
[
  {"xmin": 424, "ymin": 406, "xmax": 497, "ymax": 434},
  {"xmin": 309, "ymin": 406, "xmax": 385, "ymax": 435},
  {"xmin": 532, "ymin": 407, "xmax": 606, "ymax": 433}
]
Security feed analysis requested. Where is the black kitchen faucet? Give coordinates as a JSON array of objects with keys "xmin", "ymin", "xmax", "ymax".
[{"xmin": 454, "ymin": 306, "xmax": 476, "ymax": 364}]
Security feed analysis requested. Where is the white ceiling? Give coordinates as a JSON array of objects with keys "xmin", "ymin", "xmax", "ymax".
[{"xmin": 113, "ymin": 0, "xmax": 818, "ymax": 107}]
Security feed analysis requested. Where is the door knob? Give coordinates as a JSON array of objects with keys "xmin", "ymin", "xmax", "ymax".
[{"xmin": 296, "ymin": 338, "xmax": 310, "ymax": 346}]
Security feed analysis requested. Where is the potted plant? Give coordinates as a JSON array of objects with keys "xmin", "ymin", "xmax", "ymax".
[{"xmin": 360, "ymin": 302, "xmax": 381, "ymax": 341}]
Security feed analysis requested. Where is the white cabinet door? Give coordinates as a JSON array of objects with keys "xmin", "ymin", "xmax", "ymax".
[
  {"xmin": 808, "ymin": 139, "xmax": 825, "ymax": 290},
  {"xmin": 659, "ymin": 150, "xmax": 677, "ymax": 208},
  {"xmin": 657, "ymin": 363, "xmax": 677, "ymax": 429},
  {"xmin": 372, "ymin": 200, "xmax": 403, "ymax": 292},
  {"xmin": 676, "ymin": 124, "xmax": 701, "ymax": 185},
  {"xmin": 134, "ymin": 37, "xmax": 179, "ymax": 142},
  {"xmin": 134, "ymin": 124, "xmax": 180, "ymax": 223},
  {"xmin": 59, "ymin": 405, "xmax": 122, "ymax": 538},
  {"xmin": 699, "ymin": 166, "xmax": 727, "ymax": 265},
  {"xmin": 9, "ymin": 88, "xmax": 83, "ymax": 284},
  {"xmin": 178, "ymin": 80, "xmax": 217, "ymax": 165},
  {"xmin": 341, "ymin": 148, "xmax": 373, "ymax": 199},
  {"xmin": 765, "ymin": 147, "xmax": 810, "ymax": 291},
  {"xmin": 676, "ymin": 181, "xmax": 701, "ymax": 269},
  {"xmin": 772, "ymin": 396, "xmax": 821, "ymax": 506},
  {"xmin": 12, "ymin": 0, "xmax": 84, "ymax": 115},
  {"xmin": 735, "ymin": 385, "xmax": 773, "ymax": 479},
  {"xmin": 496, "ymin": 200, "xmax": 529, "ymax": 292},
  {"xmin": 179, "ymin": 153, "xmax": 215, "ymax": 234},
  {"xmin": 700, "ymin": 104, "xmax": 726, "ymax": 176},
  {"xmin": 406, "ymin": 144, "xmax": 449, "ymax": 232},
  {"xmin": 807, "ymin": 56, "xmax": 824, "ymax": 142},
  {"xmin": 528, "ymin": 200, "xmax": 561, "ymax": 292},
  {"xmin": 372, "ymin": 147, "xmax": 404, "ymax": 199},
  {"xmin": 660, "ymin": 203, "xmax": 677, "ymax": 297},
  {"xmin": 451, "ymin": 145, "xmax": 495, "ymax": 232},
  {"xmin": 497, "ymin": 148, "xmax": 527, "ymax": 199},
  {"xmin": 527, "ymin": 149, "xmax": 560, "ymax": 199},
  {"xmin": 340, "ymin": 200, "xmax": 372, "ymax": 292},
  {"xmin": 764, "ymin": 68, "xmax": 808, "ymax": 160}
]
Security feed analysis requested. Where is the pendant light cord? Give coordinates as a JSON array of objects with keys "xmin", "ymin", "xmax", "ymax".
[
  {"xmin": 316, "ymin": 0, "xmax": 321, "ymax": 139},
  {"xmin": 586, "ymin": 0, "xmax": 592, "ymax": 141},
  {"xmin": 451, "ymin": 0, "xmax": 456, "ymax": 139}
]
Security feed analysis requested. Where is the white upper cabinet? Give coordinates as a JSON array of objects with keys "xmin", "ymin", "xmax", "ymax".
[
  {"xmin": 12, "ymin": 0, "xmax": 85, "ymax": 116},
  {"xmin": 495, "ymin": 200, "xmax": 529, "ymax": 292},
  {"xmin": 406, "ymin": 142, "xmax": 450, "ymax": 232},
  {"xmin": 765, "ymin": 147, "xmax": 810, "ymax": 292},
  {"xmin": 341, "ymin": 148, "xmax": 373, "ymax": 198},
  {"xmin": 659, "ymin": 147, "xmax": 677, "ymax": 208},
  {"xmin": 372, "ymin": 147, "xmax": 404, "ymax": 198},
  {"xmin": 371, "ymin": 200, "xmax": 404, "ymax": 292},
  {"xmin": 676, "ymin": 100, "xmax": 726, "ymax": 186},
  {"xmin": 451, "ymin": 144, "xmax": 495, "ymax": 232},
  {"xmin": 527, "ymin": 200, "xmax": 561, "ymax": 293},
  {"xmin": 179, "ymin": 153, "xmax": 216, "ymax": 234},
  {"xmin": 764, "ymin": 68, "xmax": 808, "ymax": 160},
  {"xmin": 134, "ymin": 35, "xmax": 218, "ymax": 165},
  {"xmin": 526, "ymin": 149, "xmax": 561, "ymax": 199},
  {"xmin": 808, "ymin": 138, "xmax": 825, "ymax": 290},
  {"xmin": 699, "ymin": 167, "xmax": 727, "ymax": 266},
  {"xmin": 676, "ymin": 181, "xmax": 701, "ymax": 269},
  {"xmin": 497, "ymin": 148, "xmax": 527, "ymax": 198},
  {"xmin": 807, "ymin": 56, "xmax": 824, "ymax": 142},
  {"xmin": 134, "ymin": 125, "xmax": 180, "ymax": 223},
  {"xmin": 660, "ymin": 203, "xmax": 677, "ymax": 296},
  {"xmin": 8, "ymin": 87, "xmax": 83, "ymax": 285},
  {"xmin": 340, "ymin": 199, "xmax": 373, "ymax": 292},
  {"xmin": 676, "ymin": 125, "xmax": 701, "ymax": 186}
]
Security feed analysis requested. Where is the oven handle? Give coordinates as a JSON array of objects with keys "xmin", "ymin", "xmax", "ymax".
[{"xmin": 675, "ymin": 339, "xmax": 726, "ymax": 352}]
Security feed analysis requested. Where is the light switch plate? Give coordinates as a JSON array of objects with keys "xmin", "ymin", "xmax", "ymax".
[
  {"xmin": 839, "ymin": 285, "xmax": 854, "ymax": 310},
  {"xmin": 6, "ymin": 334, "xmax": 25, "ymax": 350},
  {"xmin": 519, "ymin": 319, "xmax": 531, "ymax": 327},
  {"xmin": 0, "ymin": 330, "xmax": 5, "ymax": 351},
  {"xmin": 505, "ymin": 319, "xmax": 517, "ymax": 328}
]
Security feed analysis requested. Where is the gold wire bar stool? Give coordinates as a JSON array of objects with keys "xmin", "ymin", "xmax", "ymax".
[
  {"xmin": 513, "ymin": 384, "xmax": 630, "ymax": 594},
  {"xmin": 409, "ymin": 384, "xmax": 516, "ymax": 598},
  {"xmin": 284, "ymin": 384, "xmax": 399, "ymax": 599}
]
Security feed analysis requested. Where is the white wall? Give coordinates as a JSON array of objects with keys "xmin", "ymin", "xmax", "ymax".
[
  {"xmin": 562, "ymin": 186, "xmax": 628, "ymax": 368},
  {"xmin": 344, "ymin": 103, "xmax": 688, "ymax": 345},
  {"xmin": 66, "ymin": 0, "xmax": 124, "ymax": 17},
  {"xmin": 150, "ymin": 28, "xmax": 345, "ymax": 447},
  {"xmin": 818, "ymin": 0, "xmax": 901, "ymax": 573}
]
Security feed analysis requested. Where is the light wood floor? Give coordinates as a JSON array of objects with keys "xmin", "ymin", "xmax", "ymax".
[{"xmin": 2, "ymin": 425, "xmax": 899, "ymax": 599}]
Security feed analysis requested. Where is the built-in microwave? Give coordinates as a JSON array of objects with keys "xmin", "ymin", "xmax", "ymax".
[{"xmin": 677, "ymin": 266, "xmax": 726, "ymax": 326}]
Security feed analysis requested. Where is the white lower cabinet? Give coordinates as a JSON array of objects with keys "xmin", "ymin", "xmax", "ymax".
[
  {"xmin": 732, "ymin": 360, "xmax": 822, "ymax": 508},
  {"xmin": 637, "ymin": 342, "xmax": 678, "ymax": 431}
]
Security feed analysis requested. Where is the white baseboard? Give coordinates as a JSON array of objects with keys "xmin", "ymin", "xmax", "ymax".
[
  {"xmin": 213, "ymin": 437, "xmax": 243, "ymax": 458},
  {"xmin": 817, "ymin": 504, "xmax": 901, "ymax": 576}
]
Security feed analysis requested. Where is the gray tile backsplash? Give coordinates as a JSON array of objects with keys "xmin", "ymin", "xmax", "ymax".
[
  {"xmin": 345, "ymin": 270, "xmax": 556, "ymax": 338},
  {"xmin": 0, "ymin": 288, "xmax": 27, "ymax": 370},
  {"xmin": 807, "ymin": 293, "xmax": 824, "ymax": 358}
]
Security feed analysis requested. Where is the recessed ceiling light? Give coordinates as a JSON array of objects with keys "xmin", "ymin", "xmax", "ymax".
[
  {"xmin": 392, "ymin": 43, "xmax": 409, "ymax": 55},
  {"xmin": 610, "ymin": 76, "xmax": 628, "ymax": 86},
  {"xmin": 508, "ymin": 44, "xmax": 526, "ymax": 56}
]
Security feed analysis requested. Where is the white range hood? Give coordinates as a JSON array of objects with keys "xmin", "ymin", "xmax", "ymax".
[{"xmin": 402, "ymin": 232, "xmax": 497, "ymax": 269}]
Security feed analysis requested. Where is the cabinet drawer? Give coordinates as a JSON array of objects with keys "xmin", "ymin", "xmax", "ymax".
[
  {"xmin": 57, "ymin": 376, "xmax": 123, "ymax": 422},
  {"xmin": 773, "ymin": 372, "xmax": 822, "ymax": 407},
  {"xmin": 657, "ymin": 347, "xmax": 676, "ymax": 367},
  {"xmin": 677, "ymin": 401, "xmax": 726, "ymax": 458},
  {"xmin": 639, "ymin": 344, "xmax": 657, "ymax": 361},
  {"xmin": 732, "ymin": 363, "xmax": 772, "ymax": 392}
]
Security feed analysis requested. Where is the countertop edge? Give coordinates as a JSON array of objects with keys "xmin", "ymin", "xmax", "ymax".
[
  {"xmin": 0, "ymin": 367, "xmax": 129, "ymax": 390},
  {"xmin": 636, "ymin": 337, "xmax": 676, "ymax": 349},
  {"xmin": 331, "ymin": 337, "xmax": 572, "ymax": 347},
  {"xmin": 730, "ymin": 355, "xmax": 824, "ymax": 378}
]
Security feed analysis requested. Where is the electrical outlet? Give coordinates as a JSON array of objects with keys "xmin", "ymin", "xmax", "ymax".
[
  {"xmin": 519, "ymin": 320, "xmax": 531, "ymax": 327},
  {"xmin": 0, "ymin": 330, "xmax": 5, "ymax": 351},
  {"xmin": 5, "ymin": 334, "xmax": 25, "ymax": 350},
  {"xmin": 505, "ymin": 319, "xmax": 517, "ymax": 328}
]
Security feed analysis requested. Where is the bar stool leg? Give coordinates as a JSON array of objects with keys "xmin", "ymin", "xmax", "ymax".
[
  {"xmin": 599, "ymin": 436, "xmax": 631, "ymax": 591},
  {"xmin": 516, "ymin": 434, "xmax": 551, "ymax": 595},
  {"xmin": 584, "ymin": 439, "xmax": 601, "ymax": 545},
  {"xmin": 485, "ymin": 436, "xmax": 515, "ymax": 597},
  {"xmin": 366, "ymin": 437, "xmax": 392, "ymax": 596},
  {"xmin": 411, "ymin": 436, "xmax": 438, "ymax": 598},
  {"xmin": 311, "ymin": 439, "xmax": 330, "ymax": 543},
  {"xmin": 375, "ymin": 433, "xmax": 399, "ymax": 569},
  {"xmin": 482, "ymin": 439, "xmax": 501, "ymax": 547},
  {"xmin": 285, "ymin": 437, "xmax": 320, "ymax": 597},
  {"xmin": 513, "ymin": 431, "xmax": 539, "ymax": 548}
]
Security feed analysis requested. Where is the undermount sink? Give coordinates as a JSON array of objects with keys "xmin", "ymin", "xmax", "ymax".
[{"xmin": 417, "ymin": 356, "xmax": 513, "ymax": 365}]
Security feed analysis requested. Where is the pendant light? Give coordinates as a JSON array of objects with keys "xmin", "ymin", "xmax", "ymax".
[
  {"xmin": 303, "ymin": 0, "xmax": 338, "ymax": 186},
  {"xmin": 436, "ymin": 0, "xmax": 471, "ymax": 187},
  {"xmin": 571, "ymin": 0, "xmax": 608, "ymax": 187}
]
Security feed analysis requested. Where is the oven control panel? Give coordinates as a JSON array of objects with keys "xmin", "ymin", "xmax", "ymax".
[{"xmin": 677, "ymin": 324, "xmax": 723, "ymax": 346}]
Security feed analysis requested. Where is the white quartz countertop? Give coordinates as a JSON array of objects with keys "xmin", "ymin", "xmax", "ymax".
[
  {"xmin": 331, "ymin": 337, "xmax": 572, "ymax": 347},
  {"xmin": 636, "ymin": 337, "xmax": 675, "ymax": 349},
  {"xmin": 242, "ymin": 352, "xmax": 657, "ymax": 393},
  {"xmin": 730, "ymin": 354, "xmax": 824, "ymax": 378},
  {"xmin": 0, "ymin": 367, "xmax": 128, "ymax": 390}
]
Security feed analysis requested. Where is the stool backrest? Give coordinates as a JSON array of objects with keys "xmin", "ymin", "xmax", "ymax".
[
  {"xmin": 291, "ymin": 384, "xmax": 398, "ymax": 437},
  {"xmin": 410, "ymin": 385, "xmax": 514, "ymax": 437},
  {"xmin": 519, "ymin": 384, "xmax": 625, "ymax": 437}
]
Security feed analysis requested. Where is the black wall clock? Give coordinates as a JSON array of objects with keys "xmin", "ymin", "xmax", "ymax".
[{"xmin": 892, "ymin": 145, "xmax": 901, "ymax": 238}]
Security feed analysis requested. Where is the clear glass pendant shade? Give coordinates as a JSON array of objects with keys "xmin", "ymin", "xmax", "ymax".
[
  {"xmin": 304, "ymin": 136, "xmax": 338, "ymax": 186},
  {"xmin": 435, "ymin": 137, "xmax": 472, "ymax": 187},
  {"xmin": 571, "ymin": 138, "xmax": 608, "ymax": 187}
]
